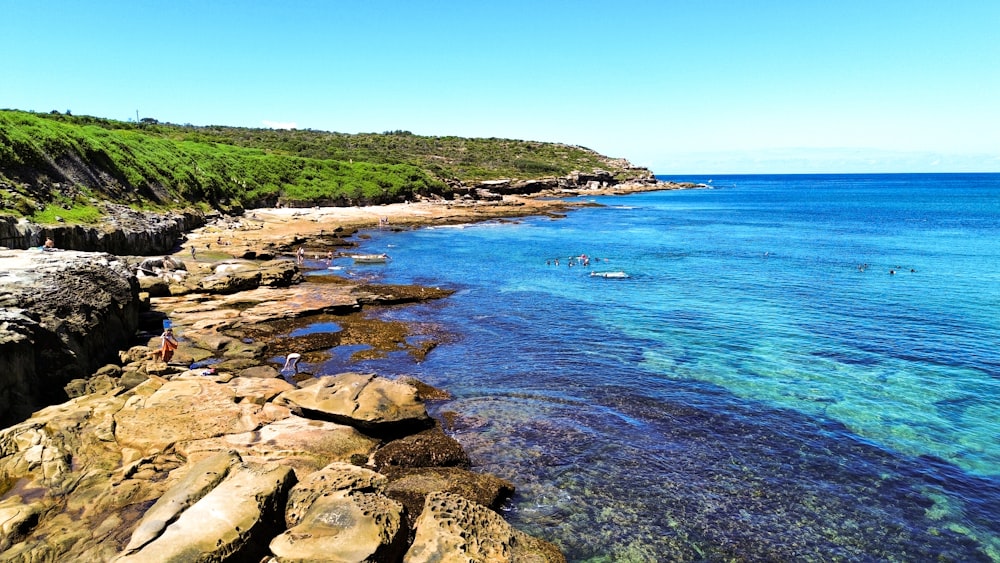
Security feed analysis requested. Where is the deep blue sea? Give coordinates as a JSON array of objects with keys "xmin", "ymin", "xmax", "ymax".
[{"xmin": 298, "ymin": 173, "xmax": 1000, "ymax": 561}]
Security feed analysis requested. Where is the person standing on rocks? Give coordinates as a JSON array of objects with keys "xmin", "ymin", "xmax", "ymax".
[{"xmin": 159, "ymin": 327, "xmax": 179, "ymax": 363}]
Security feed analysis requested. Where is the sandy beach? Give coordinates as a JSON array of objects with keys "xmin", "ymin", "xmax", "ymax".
[{"xmin": 181, "ymin": 183, "xmax": 677, "ymax": 258}]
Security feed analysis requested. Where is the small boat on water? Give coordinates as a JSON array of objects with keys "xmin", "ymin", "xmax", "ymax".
[
  {"xmin": 350, "ymin": 253, "xmax": 390, "ymax": 264},
  {"xmin": 590, "ymin": 271, "xmax": 629, "ymax": 279}
]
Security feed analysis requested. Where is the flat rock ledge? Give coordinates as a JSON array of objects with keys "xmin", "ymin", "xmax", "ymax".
[{"xmin": 0, "ymin": 370, "xmax": 565, "ymax": 562}]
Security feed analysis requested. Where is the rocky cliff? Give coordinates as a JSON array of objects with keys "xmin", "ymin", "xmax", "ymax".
[{"xmin": 0, "ymin": 205, "xmax": 204, "ymax": 255}]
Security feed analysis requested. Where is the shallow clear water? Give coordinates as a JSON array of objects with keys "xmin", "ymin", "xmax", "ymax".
[{"xmin": 305, "ymin": 174, "xmax": 1000, "ymax": 561}]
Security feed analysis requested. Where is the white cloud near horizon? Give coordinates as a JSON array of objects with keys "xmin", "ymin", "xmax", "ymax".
[{"xmin": 262, "ymin": 120, "xmax": 297, "ymax": 130}]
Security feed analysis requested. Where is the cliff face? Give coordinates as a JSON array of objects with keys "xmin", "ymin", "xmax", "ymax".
[
  {"xmin": 0, "ymin": 206, "xmax": 204, "ymax": 255},
  {"xmin": 0, "ymin": 250, "xmax": 139, "ymax": 426}
]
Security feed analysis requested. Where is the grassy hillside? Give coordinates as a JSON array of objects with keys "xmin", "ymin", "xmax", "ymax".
[{"xmin": 0, "ymin": 109, "xmax": 646, "ymax": 223}]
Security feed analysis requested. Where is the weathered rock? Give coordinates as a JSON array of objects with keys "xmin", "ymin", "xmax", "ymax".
[
  {"xmin": 385, "ymin": 466, "xmax": 514, "ymax": 527},
  {"xmin": 119, "ymin": 345, "xmax": 154, "ymax": 365},
  {"xmin": 113, "ymin": 378, "xmax": 265, "ymax": 453},
  {"xmin": 0, "ymin": 499, "xmax": 45, "ymax": 552},
  {"xmin": 176, "ymin": 414, "xmax": 378, "ymax": 478},
  {"xmin": 258, "ymin": 259, "xmax": 303, "ymax": 287},
  {"xmin": 0, "ymin": 310, "xmax": 37, "ymax": 426},
  {"xmin": 185, "ymin": 331, "xmax": 240, "ymax": 353},
  {"xmin": 0, "ymin": 250, "xmax": 139, "ymax": 426},
  {"xmin": 239, "ymin": 365, "xmax": 280, "ymax": 379},
  {"xmin": 149, "ymin": 285, "xmax": 364, "ymax": 330},
  {"xmin": 275, "ymin": 373, "xmax": 433, "ymax": 436},
  {"xmin": 282, "ymin": 462, "xmax": 388, "ymax": 526},
  {"xmin": 121, "ymin": 451, "xmax": 240, "ymax": 555},
  {"xmin": 137, "ymin": 275, "xmax": 171, "ymax": 297},
  {"xmin": 199, "ymin": 267, "xmax": 263, "ymax": 295},
  {"xmin": 212, "ymin": 357, "xmax": 261, "ymax": 372},
  {"xmin": 404, "ymin": 492, "xmax": 565, "ymax": 563},
  {"xmin": 64, "ymin": 372, "xmax": 120, "ymax": 398},
  {"xmin": 0, "ymin": 208, "xmax": 202, "ymax": 255},
  {"xmin": 269, "ymin": 462, "xmax": 407, "ymax": 562},
  {"xmin": 373, "ymin": 426, "xmax": 471, "ymax": 473},
  {"xmin": 119, "ymin": 370, "xmax": 149, "ymax": 390},
  {"xmin": 115, "ymin": 461, "xmax": 295, "ymax": 563},
  {"xmin": 222, "ymin": 376, "xmax": 295, "ymax": 405},
  {"xmin": 223, "ymin": 339, "xmax": 269, "ymax": 359}
]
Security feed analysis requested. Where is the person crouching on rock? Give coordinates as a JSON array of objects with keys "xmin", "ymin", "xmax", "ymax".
[{"xmin": 159, "ymin": 328, "xmax": 179, "ymax": 363}]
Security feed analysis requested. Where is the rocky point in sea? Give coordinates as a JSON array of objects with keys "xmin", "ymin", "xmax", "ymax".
[{"xmin": 0, "ymin": 212, "xmax": 567, "ymax": 561}]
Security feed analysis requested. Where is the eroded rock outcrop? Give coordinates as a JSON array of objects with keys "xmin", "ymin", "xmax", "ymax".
[
  {"xmin": 0, "ymin": 201, "xmax": 575, "ymax": 561},
  {"xmin": 0, "ymin": 371, "xmax": 564, "ymax": 562},
  {"xmin": 406, "ymin": 492, "xmax": 566, "ymax": 563},
  {"xmin": 269, "ymin": 462, "xmax": 408, "ymax": 562},
  {"xmin": 0, "ymin": 207, "xmax": 203, "ymax": 255},
  {"xmin": 0, "ymin": 249, "xmax": 139, "ymax": 426},
  {"xmin": 275, "ymin": 372, "xmax": 435, "ymax": 436}
]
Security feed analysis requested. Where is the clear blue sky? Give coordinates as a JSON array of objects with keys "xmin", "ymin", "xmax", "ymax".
[{"xmin": 2, "ymin": 0, "xmax": 998, "ymax": 174}]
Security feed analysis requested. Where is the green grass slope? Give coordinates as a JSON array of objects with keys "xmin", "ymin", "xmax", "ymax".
[{"xmin": 0, "ymin": 109, "xmax": 646, "ymax": 223}]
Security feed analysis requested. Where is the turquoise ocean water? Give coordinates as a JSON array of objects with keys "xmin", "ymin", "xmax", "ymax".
[{"xmin": 297, "ymin": 173, "xmax": 999, "ymax": 561}]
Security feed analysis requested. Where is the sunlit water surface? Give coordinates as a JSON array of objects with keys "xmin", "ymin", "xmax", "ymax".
[{"xmin": 294, "ymin": 174, "xmax": 1000, "ymax": 561}]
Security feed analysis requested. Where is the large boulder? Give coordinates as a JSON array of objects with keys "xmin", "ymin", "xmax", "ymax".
[
  {"xmin": 199, "ymin": 267, "xmax": 263, "ymax": 295},
  {"xmin": 121, "ymin": 451, "xmax": 241, "ymax": 555},
  {"xmin": 258, "ymin": 259, "xmax": 303, "ymax": 287},
  {"xmin": 116, "ymin": 460, "xmax": 295, "ymax": 563},
  {"xmin": 113, "ymin": 377, "xmax": 265, "ymax": 453},
  {"xmin": 276, "ymin": 373, "xmax": 434, "ymax": 436},
  {"xmin": 269, "ymin": 462, "xmax": 407, "ymax": 562},
  {"xmin": 0, "ymin": 249, "xmax": 140, "ymax": 426}
]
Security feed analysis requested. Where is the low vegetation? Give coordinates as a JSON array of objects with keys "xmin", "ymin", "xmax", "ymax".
[{"xmin": 0, "ymin": 109, "xmax": 644, "ymax": 223}]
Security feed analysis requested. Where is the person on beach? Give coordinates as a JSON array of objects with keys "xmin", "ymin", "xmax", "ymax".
[
  {"xmin": 159, "ymin": 328, "xmax": 179, "ymax": 363},
  {"xmin": 297, "ymin": 246, "xmax": 305, "ymax": 264},
  {"xmin": 43, "ymin": 237, "xmax": 55, "ymax": 250}
]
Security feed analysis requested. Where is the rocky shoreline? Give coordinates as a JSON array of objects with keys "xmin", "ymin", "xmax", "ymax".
[{"xmin": 0, "ymin": 178, "xmax": 686, "ymax": 561}]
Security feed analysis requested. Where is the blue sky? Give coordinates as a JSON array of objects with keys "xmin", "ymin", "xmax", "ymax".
[{"xmin": 2, "ymin": 1, "xmax": 998, "ymax": 174}]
